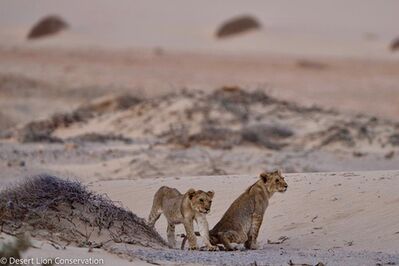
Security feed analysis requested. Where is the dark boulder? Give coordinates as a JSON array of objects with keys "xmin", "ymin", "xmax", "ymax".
[
  {"xmin": 216, "ymin": 15, "xmax": 261, "ymax": 38},
  {"xmin": 27, "ymin": 15, "xmax": 68, "ymax": 39},
  {"xmin": 390, "ymin": 38, "xmax": 399, "ymax": 52}
]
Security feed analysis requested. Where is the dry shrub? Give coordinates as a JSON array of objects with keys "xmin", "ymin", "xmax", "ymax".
[
  {"xmin": 241, "ymin": 124, "xmax": 294, "ymax": 150},
  {"xmin": 66, "ymin": 133, "xmax": 133, "ymax": 144},
  {"xmin": 187, "ymin": 127, "xmax": 241, "ymax": 149},
  {"xmin": 16, "ymin": 94, "xmax": 140, "ymax": 143},
  {"xmin": 0, "ymin": 112, "xmax": 14, "ymax": 132},
  {"xmin": 163, "ymin": 88, "xmax": 296, "ymax": 150},
  {"xmin": 0, "ymin": 175, "xmax": 167, "ymax": 248},
  {"xmin": 389, "ymin": 134, "xmax": 399, "ymax": 146}
]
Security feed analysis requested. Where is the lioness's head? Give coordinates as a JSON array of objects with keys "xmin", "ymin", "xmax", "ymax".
[
  {"xmin": 260, "ymin": 170, "xmax": 288, "ymax": 193},
  {"xmin": 186, "ymin": 189, "xmax": 214, "ymax": 214}
]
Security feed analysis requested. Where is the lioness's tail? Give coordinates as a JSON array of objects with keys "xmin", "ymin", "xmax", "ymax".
[{"xmin": 147, "ymin": 186, "xmax": 167, "ymax": 227}]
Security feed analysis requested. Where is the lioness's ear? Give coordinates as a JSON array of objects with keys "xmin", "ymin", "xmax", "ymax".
[
  {"xmin": 260, "ymin": 172, "xmax": 268, "ymax": 183},
  {"xmin": 207, "ymin": 190, "xmax": 215, "ymax": 198},
  {"xmin": 186, "ymin": 188, "xmax": 196, "ymax": 200}
]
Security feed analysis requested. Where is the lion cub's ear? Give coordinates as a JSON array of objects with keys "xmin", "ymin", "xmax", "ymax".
[
  {"xmin": 206, "ymin": 190, "xmax": 215, "ymax": 199},
  {"xmin": 260, "ymin": 172, "xmax": 269, "ymax": 183},
  {"xmin": 186, "ymin": 188, "xmax": 197, "ymax": 200}
]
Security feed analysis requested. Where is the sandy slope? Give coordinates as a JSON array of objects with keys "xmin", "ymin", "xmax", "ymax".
[
  {"xmin": 0, "ymin": 233, "xmax": 153, "ymax": 266},
  {"xmin": 89, "ymin": 171, "xmax": 399, "ymax": 265},
  {"xmin": 92, "ymin": 171, "xmax": 399, "ymax": 253},
  {"xmin": 3, "ymin": 171, "xmax": 398, "ymax": 265}
]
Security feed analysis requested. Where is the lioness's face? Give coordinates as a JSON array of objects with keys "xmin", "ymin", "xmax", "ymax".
[
  {"xmin": 261, "ymin": 170, "xmax": 288, "ymax": 193},
  {"xmin": 188, "ymin": 190, "xmax": 214, "ymax": 214}
]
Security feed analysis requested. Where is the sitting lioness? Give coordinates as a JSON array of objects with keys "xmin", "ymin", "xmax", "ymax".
[
  {"xmin": 209, "ymin": 170, "xmax": 288, "ymax": 251},
  {"xmin": 148, "ymin": 186, "xmax": 216, "ymax": 251}
]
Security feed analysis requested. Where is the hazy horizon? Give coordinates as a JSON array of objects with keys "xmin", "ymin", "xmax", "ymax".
[{"xmin": 1, "ymin": 0, "xmax": 399, "ymax": 58}]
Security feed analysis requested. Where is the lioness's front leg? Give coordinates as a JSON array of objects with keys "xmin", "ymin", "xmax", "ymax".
[
  {"xmin": 196, "ymin": 215, "xmax": 217, "ymax": 251},
  {"xmin": 183, "ymin": 219, "xmax": 197, "ymax": 250}
]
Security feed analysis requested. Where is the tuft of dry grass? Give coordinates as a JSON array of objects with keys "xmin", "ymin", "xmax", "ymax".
[{"xmin": 0, "ymin": 175, "xmax": 167, "ymax": 248}]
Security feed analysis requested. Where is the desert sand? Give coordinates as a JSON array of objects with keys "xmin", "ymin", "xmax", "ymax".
[
  {"xmin": 1, "ymin": 1, "xmax": 399, "ymax": 265},
  {"xmin": 93, "ymin": 171, "xmax": 399, "ymax": 265}
]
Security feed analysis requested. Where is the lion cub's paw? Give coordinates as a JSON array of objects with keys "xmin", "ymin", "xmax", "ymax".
[
  {"xmin": 188, "ymin": 246, "xmax": 198, "ymax": 251},
  {"xmin": 247, "ymin": 243, "xmax": 258, "ymax": 250},
  {"xmin": 200, "ymin": 245, "xmax": 218, "ymax": 251}
]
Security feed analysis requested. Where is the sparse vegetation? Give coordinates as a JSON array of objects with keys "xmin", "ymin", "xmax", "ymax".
[
  {"xmin": 13, "ymin": 87, "xmax": 399, "ymax": 155},
  {"xmin": 16, "ymin": 94, "xmax": 141, "ymax": 143},
  {"xmin": 0, "ymin": 175, "xmax": 167, "ymax": 248}
]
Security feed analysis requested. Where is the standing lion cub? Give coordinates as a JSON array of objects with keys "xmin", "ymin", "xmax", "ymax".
[
  {"xmin": 209, "ymin": 170, "xmax": 288, "ymax": 250},
  {"xmin": 148, "ymin": 186, "xmax": 216, "ymax": 250}
]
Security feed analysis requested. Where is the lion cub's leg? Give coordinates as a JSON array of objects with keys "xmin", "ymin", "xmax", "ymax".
[
  {"xmin": 167, "ymin": 223, "xmax": 176, "ymax": 248},
  {"xmin": 219, "ymin": 230, "xmax": 247, "ymax": 251},
  {"xmin": 245, "ymin": 213, "xmax": 263, "ymax": 250},
  {"xmin": 183, "ymin": 219, "xmax": 198, "ymax": 250},
  {"xmin": 196, "ymin": 215, "xmax": 217, "ymax": 251},
  {"xmin": 245, "ymin": 195, "xmax": 266, "ymax": 250}
]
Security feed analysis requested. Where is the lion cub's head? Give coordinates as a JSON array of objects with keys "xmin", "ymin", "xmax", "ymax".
[
  {"xmin": 186, "ymin": 189, "xmax": 214, "ymax": 214},
  {"xmin": 260, "ymin": 170, "xmax": 288, "ymax": 193}
]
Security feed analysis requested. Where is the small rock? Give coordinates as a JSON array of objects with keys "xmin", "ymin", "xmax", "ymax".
[
  {"xmin": 389, "ymin": 134, "xmax": 399, "ymax": 146},
  {"xmin": 390, "ymin": 37, "xmax": 399, "ymax": 52},
  {"xmin": 6, "ymin": 160, "xmax": 25, "ymax": 167},
  {"xmin": 353, "ymin": 151, "xmax": 366, "ymax": 157},
  {"xmin": 385, "ymin": 151, "xmax": 395, "ymax": 159}
]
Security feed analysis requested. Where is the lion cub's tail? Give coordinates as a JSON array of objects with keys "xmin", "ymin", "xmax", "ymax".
[
  {"xmin": 147, "ymin": 186, "xmax": 167, "ymax": 227},
  {"xmin": 209, "ymin": 229, "xmax": 219, "ymax": 245}
]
